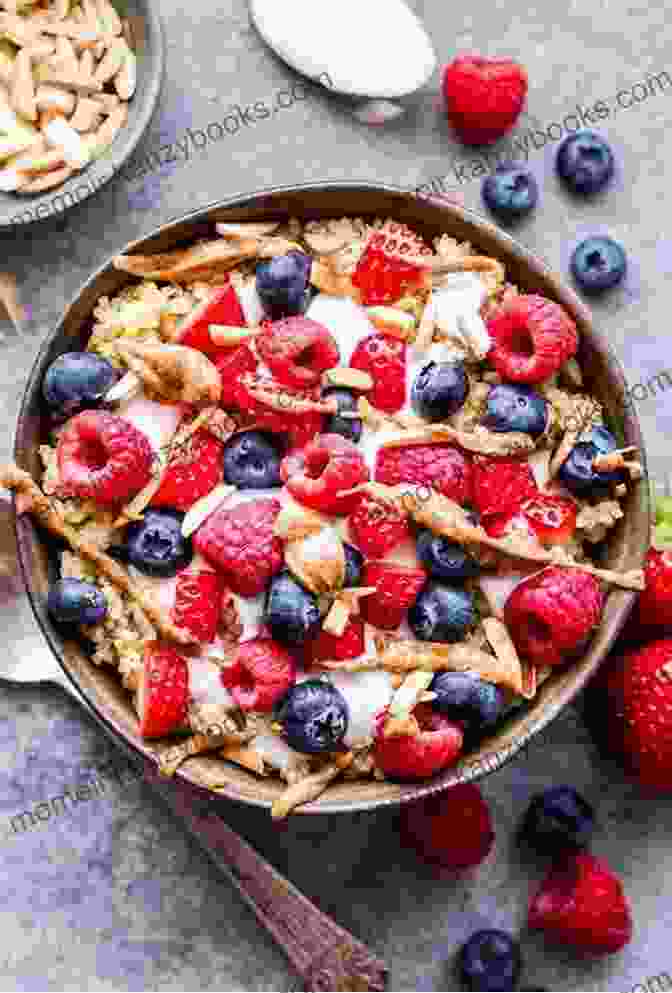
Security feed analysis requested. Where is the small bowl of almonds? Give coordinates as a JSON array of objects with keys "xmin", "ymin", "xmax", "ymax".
[{"xmin": 0, "ymin": 0, "xmax": 163, "ymax": 226}]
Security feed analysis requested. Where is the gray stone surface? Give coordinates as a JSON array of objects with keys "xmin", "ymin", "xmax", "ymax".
[{"xmin": 1, "ymin": 0, "xmax": 672, "ymax": 989}]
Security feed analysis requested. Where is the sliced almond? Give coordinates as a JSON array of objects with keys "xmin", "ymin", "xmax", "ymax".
[
  {"xmin": 54, "ymin": 35, "xmax": 78, "ymax": 71},
  {"xmin": 89, "ymin": 99, "xmax": 126, "ymax": 153},
  {"xmin": 68, "ymin": 94, "xmax": 100, "ymax": 130},
  {"xmin": 112, "ymin": 238, "xmax": 260, "ymax": 281},
  {"xmin": 322, "ymin": 597, "xmax": 351, "ymax": 637},
  {"xmin": 15, "ymin": 163, "xmax": 73, "ymax": 191},
  {"xmin": 271, "ymin": 758, "xmax": 350, "ymax": 819},
  {"xmin": 273, "ymin": 503, "xmax": 328, "ymax": 542},
  {"xmin": 93, "ymin": 35, "xmax": 124, "ymax": 84},
  {"xmin": 12, "ymin": 144, "xmax": 65, "ymax": 174},
  {"xmin": 105, "ymin": 369, "xmax": 141, "ymax": 403},
  {"xmin": 95, "ymin": 0, "xmax": 122, "ymax": 35},
  {"xmin": 215, "ymin": 220, "xmax": 280, "ymax": 240},
  {"xmin": 116, "ymin": 340, "xmax": 221, "ymax": 408},
  {"xmin": 208, "ymin": 323, "xmax": 258, "ymax": 347},
  {"xmin": 310, "ymin": 258, "xmax": 357, "ymax": 298},
  {"xmin": 0, "ymin": 135, "xmax": 35, "ymax": 162},
  {"xmin": 43, "ymin": 115, "xmax": 89, "ymax": 167},
  {"xmin": 10, "ymin": 48, "xmax": 36, "ymax": 120},
  {"xmin": 0, "ymin": 270, "xmax": 23, "ymax": 326},
  {"xmin": 54, "ymin": 0, "xmax": 70, "ymax": 19},
  {"xmin": 78, "ymin": 48, "xmax": 94, "ymax": 80},
  {"xmin": 24, "ymin": 38, "xmax": 57, "ymax": 60},
  {"xmin": 35, "ymin": 83, "xmax": 76, "ymax": 114},
  {"xmin": 80, "ymin": 0, "xmax": 99, "ymax": 28},
  {"xmin": 89, "ymin": 90, "xmax": 118, "ymax": 114},
  {"xmin": 33, "ymin": 18, "xmax": 102, "ymax": 43},
  {"xmin": 322, "ymin": 366, "xmax": 373, "ymax": 391},
  {"xmin": 181, "ymin": 483, "xmax": 236, "ymax": 538},
  {"xmin": 482, "ymin": 618, "xmax": 525, "ymax": 698},
  {"xmin": 113, "ymin": 43, "xmax": 135, "ymax": 99},
  {"xmin": 40, "ymin": 69, "xmax": 102, "ymax": 93},
  {"xmin": 220, "ymin": 743, "xmax": 267, "ymax": 776},
  {"xmin": 285, "ymin": 525, "xmax": 346, "ymax": 595},
  {"xmin": 0, "ymin": 45, "xmax": 14, "ymax": 86}
]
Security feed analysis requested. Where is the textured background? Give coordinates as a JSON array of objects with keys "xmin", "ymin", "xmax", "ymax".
[{"xmin": 1, "ymin": 0, "xmax": 672, "ymax": 989}]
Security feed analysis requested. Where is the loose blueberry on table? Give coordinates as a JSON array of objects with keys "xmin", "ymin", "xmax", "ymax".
[
  {"xmin": 2, "ymin": 214, "xmax": 644, "ymax": 817},
  {"xmin": 570, "ymin": 235, "xmax": 627, "ymax": 294}
]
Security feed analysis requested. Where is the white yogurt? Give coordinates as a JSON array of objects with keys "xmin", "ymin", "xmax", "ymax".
[
  {"xmin": 188, "ymin": 657, "xmax": 235, "ymax": 707},
  {"xmin": 325, "ymin": 668, "xmax": 394, "ymax": 748},
  {"xmin": 118, "ymin": 393, "xmax": 183, "ymax": 452},
  {"xmin": 307, "ymin": 294, "xmax": 377, "ymax": 363},
  {"xmin": 232, "ymin": 591, "xmax": 267, "ymax": 642}
]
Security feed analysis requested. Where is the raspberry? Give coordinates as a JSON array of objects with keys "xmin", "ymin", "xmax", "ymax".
[
  {"xmin": 348, "ymin": 492, "xmax": 410, "ymax": 559},
  {"xmin": 521, "ymin": 493, "xmax": 577, "ymax": 545},
  {"xmin": 221, "ymin": 638, "xmax": 296, "ymax": 712},
  {"xmin": 374, "ymin": 704, "xmax": 463, "ymax": 780},
  {"xmin": 151, "ymin": 427, "xmax": 224, "ymax": 512},
  {"xmin": 193, "ymin": 497, "xmax": 284, "ymax": 597},
  {"xmin": 529, "ymin": 853, "xmax": 632, "ymax": 956},
  {"xmin": 176, "ymin": 283, "xmax": 245, "ymax": 357},
  {"xmin": 57, "ymin": 410, "xmax": 153, "ymax": 506},
  {"xmin": 280, "ymin": 434, "xmax": 370, "ymax": 515},
  {"xmin": 216, "ymin": 345, "xmax": 257, "ymax": 409},
  {"xmin": 504, "ymin": 566, "xmax": 604, "ymax": 666},
  {"xmin": 361, "ymin": 561, "xmax": 427, "ymax": 630},
  {"xmin": 350, "ymin": 333, "xmax": 406, "ymax": 413},
  {"xmin": 256, "ymin": 316, "xmax": 339, "ymax": 389},
  {"xmin": 375, "ymin": 444, "xmax": 473, "ymax": 505},
  {"xmin": 171, "ymin": 569, "xmax": 227, "ymax": 643},
  {"xmin": 352, "ymin": 245, "xmax": 428, "ymax": 307},
  {"xmin": 139, "ymin": 641, "xmax": 189, "ymax": 738},
  {"xmin": 472, "ymin": 455, "xmax": 537, "ymax": 520},
  {"xmin": 487, "ymin": 294, "xmax": 578, "ymax": 384},
  {"xmin": 304, "ymin": 617, "xmax": 366, "ymax": 666},
  {"xmin": 399, "ymin": 783, "xmax": 495, "ymax": 869},
  {"xmin": 442, "ymin": 54, "xmax": 528, "ymax": 145}
]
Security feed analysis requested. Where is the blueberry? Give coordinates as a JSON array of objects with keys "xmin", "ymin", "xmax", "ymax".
[
  {"xmin": 482, "ymin": 163, "xmax": 539, "ymax": 220},
  {"xmin": 265, "ymin": 570, "xmax": 321, "ymax": 646},
  {"xmin": 459, "ymin": 930, "xmax": 522, "ymax": 993},
  {"xmin": 416, "ymin": 530, "xmax": 479, "ymax": 581},
  {"xmin": 42, "ymin": 352, "xmax": 118, "ymax": 419},
  {"xmin": 47, "ymin": 578, "xmax": 107, "ymax": 625},
  {"xmin": 343, "ymin": 542, "xmax": 364, "ymax": 587},
  {"xmin": 408, "ymin": 582, "xmax": 475, "ymax": 643},
  {"xmin": 411, "ymin": 361, "xmax": 468, "ymax": 421},
  {"xmin": 430, "ymin": 672, "xmax": 504, "ymax": 735},
  {"xmin": 322, "ymin": 388, "xmax": 362, "ymax": 443},
  {"xmin": 483, "ymin": 383, "xmax": 548, "ymax": 437},
  {"xmin": 558, "ymin": 425, "xmax": 622, "ymax": 496},
  {"xmin": 519, "ymin": 786, "xmax": 596, "ymax": 855},
  {"xmin": 256, "ymin": 250, "xmax": 312, "ymax": 319},
  {"xmin": 556, "ymin": 130, "xmax": 614, "ymax": 194},
  {"xmin": 125, "ymin": 508, "xmax": 192, "ymax": 577},
  {"xmin": 570, "ymin": 236, "xmax": 627, "ymax": 294},
  {"xmin": 276, "ymin": 679, "xmax": 349, "ymax": 754},
  {"xmin": 223, "ymin": 430, "xmax": 282, "ymax": 489}
]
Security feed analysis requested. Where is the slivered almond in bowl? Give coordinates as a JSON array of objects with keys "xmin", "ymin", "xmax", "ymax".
[
  {"xmin": 0, "ymin": 0, "xmax": 162, "ymax": 225},
  {"xmin": 6, "ymin": 187, "xmax": 649, "ymax": 816}
]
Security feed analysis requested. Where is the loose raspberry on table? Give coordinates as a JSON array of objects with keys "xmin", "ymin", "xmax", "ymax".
[
  {"xmin": 471, "ymin": 455, "xmax": 537, "ymax": 521},
  {"xmin": 256, "ymin": 316, "xmax": 339, "ymax": 389},
  {"xmin": 361, "ymin": 561, "xmax": 427, "ymax": 630},
  {"xmin": 374, "ymin": 703, "xmax": 463, "ymax": 780},
  {"xmin": 504, "ymin": 566, "xmax": 604, "ymax": 666},
  {"xmin": 348, "ymin": 491, "xmax": 411, "ymax": 559},
  {"xmin": 171, "ymin": 569, "xmax": 227, "ymax": 644},
  {"xmin": 487, "ymin": 294, "xmax": 578, "ymax": 384},
  {"xmin": 375, "ymin": 444, "xmax": 473, "ymax": 505},
  {"xmin": 221, "ymin": 638, "xmax": 296, "ymax": 712},
  {"xmin": 151, "ymin": 427, "xmax": 224, "ymax": 512},
  {"xmin": 304, "ymin": 617, "xmax": 366, "ymax": 666},
  {"xmin": 442, "ymin": 54, "xmax": 528, "ymax": 145},
  {"xmin": 193, "ymin": 497, "xmax": 284, "ymax": 597},
  {"xmin": 216, "ymin": 344, "xmax": 258, "ymax": 410},
  {"xmin": 280, "ymin": 433, "xmax": 370, "ymax": 515},
  {"xmin": 399, "ymin": 783, "xmax": 495, "ymax": 869},
  {"xmin": 57, "ymin": 409, "xmax": 154, "ymax": 506},
  {"xmin": 350, "ymin": 333, "xmax": 407, "ymax": 413}
]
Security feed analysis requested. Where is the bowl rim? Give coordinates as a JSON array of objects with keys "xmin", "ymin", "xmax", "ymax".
[
  {"xmin": 12, "ymin": 181, "xmax": 651, "ymax": 813},
  {"xmin": 1, "ymin": 0, "xmax": 165, "ymax": 229}
]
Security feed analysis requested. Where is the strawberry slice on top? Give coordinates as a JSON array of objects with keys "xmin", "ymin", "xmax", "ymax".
[
  {"xmin": 151, "ymin": 427, "xmax": 224, "ymax": 512},
  {"xmin": 171, "ymin": 569, "xmax": 227, "ymax": 644},
  {"xmin": 176, "ymin": 284, "xmax": 246, "ymax": 357},
  {"xmin": 139, "ymin": 641, "xmax": 189, "ymax": 738}
]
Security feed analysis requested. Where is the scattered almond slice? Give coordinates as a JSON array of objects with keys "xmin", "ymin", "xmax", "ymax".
[
  {"xmin": 54, "ymin": 35, "xmax": 78, "ymax": 71},
  {"xmin": 39, "ymin": 68, "xmax": 101, "ymax": 93},
  {"xmin": 89, "ymin": 100, "xmax": 126, "ymax": 153},
  {"xmin": 92, "ymin": 33, "xmax": 123, "ymax": 83},
  {"xmin": 181, "ymin": 483, "xmax": 236, "ymax": 538},
  {"xmin": 112, "ymin": 239, "xmax": 260, "ymax": 281},
  {"xmin": 322, "ymin": 366, "xmax": 373, "ymax": 391},
  {"xmin": 271, "ymin": 754, "xmax": 353, "ymax": 819},
  {"xmin": 215, "ymin": 220, "xmax": 281, "ymax": 240},
  {"xmin": 68, "ymin": 94, "xmax": 100, "ymax": 130},
  {"xmin": 208, "ymin": 323, "xmax": 259, "ymax": 347},
  {"xmin": 10, "ymin": 48, "xmax": 36, "ymax": 120},
  {"xmin": 95, "ymin": 0, "xmax": 122, "ymax": 36}
]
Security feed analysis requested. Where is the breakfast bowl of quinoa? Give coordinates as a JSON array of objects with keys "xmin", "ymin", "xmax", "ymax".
[{"xmin": 4, "ymin": 183, "xmax": 650, "ymax": 816}]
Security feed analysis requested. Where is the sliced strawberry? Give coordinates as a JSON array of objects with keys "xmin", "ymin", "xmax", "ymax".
[
  {"xmin": 521, "ymin": 493, "xmax": 577, "ymax": 545},
  {"xmin": 171, "ymin": 569, "xmax": 227, "ymax": 643},
  {"xmin": 139, "ymin": 641, "xmax": 189, "ymax": 738},
  {"xmin": 176, "ymin": 284, "xmax": 245, "ymax": 357},
  {"xmin": 361, "ymin": 561, "xmax": 427, "ymax": 630},
  {"xmin": 151, "ymin": 427, "xmax": 224, "ymax": 512}
]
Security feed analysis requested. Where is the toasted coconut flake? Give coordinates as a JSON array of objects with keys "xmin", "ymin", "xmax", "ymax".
[
  {"xmin": 215, "ymin": 220, "xmax": 280, "ymax": 240},
  {"xmin": 115, "ymin": 341, "xmax": 222, "ymax": 408},
  {"xmin": 384, "ymin": 670, "xmax": 433, "ymax": 737},
  {"xmin": 112, "ymin": 238, "xmax": 259, "ymax": 281},
  {"xmin": 378, "ymin": 639, "xmax": 523, "ymax": 693},
  {"xmin": 181, "ymin": 483, "xmax": 235, "ymax": 538},
  {"xmin": 322, "ymin": 597, "xmax": 350, "ymax": 637},
  {"xmin": 482, "ymin": 618, "xmax": 525, "ymax": 697},
  {"xmin": 271, "ymin": 754, "xmax": 352, "ymax": 819},
  {"xmin": 322, "ymin": 366, "xmax": 373, "ymax": 391}
]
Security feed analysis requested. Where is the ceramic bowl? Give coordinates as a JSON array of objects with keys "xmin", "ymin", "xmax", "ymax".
[{"xmin": 13, "ymin": 183, "xmax": 651, "ymax": 813}]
